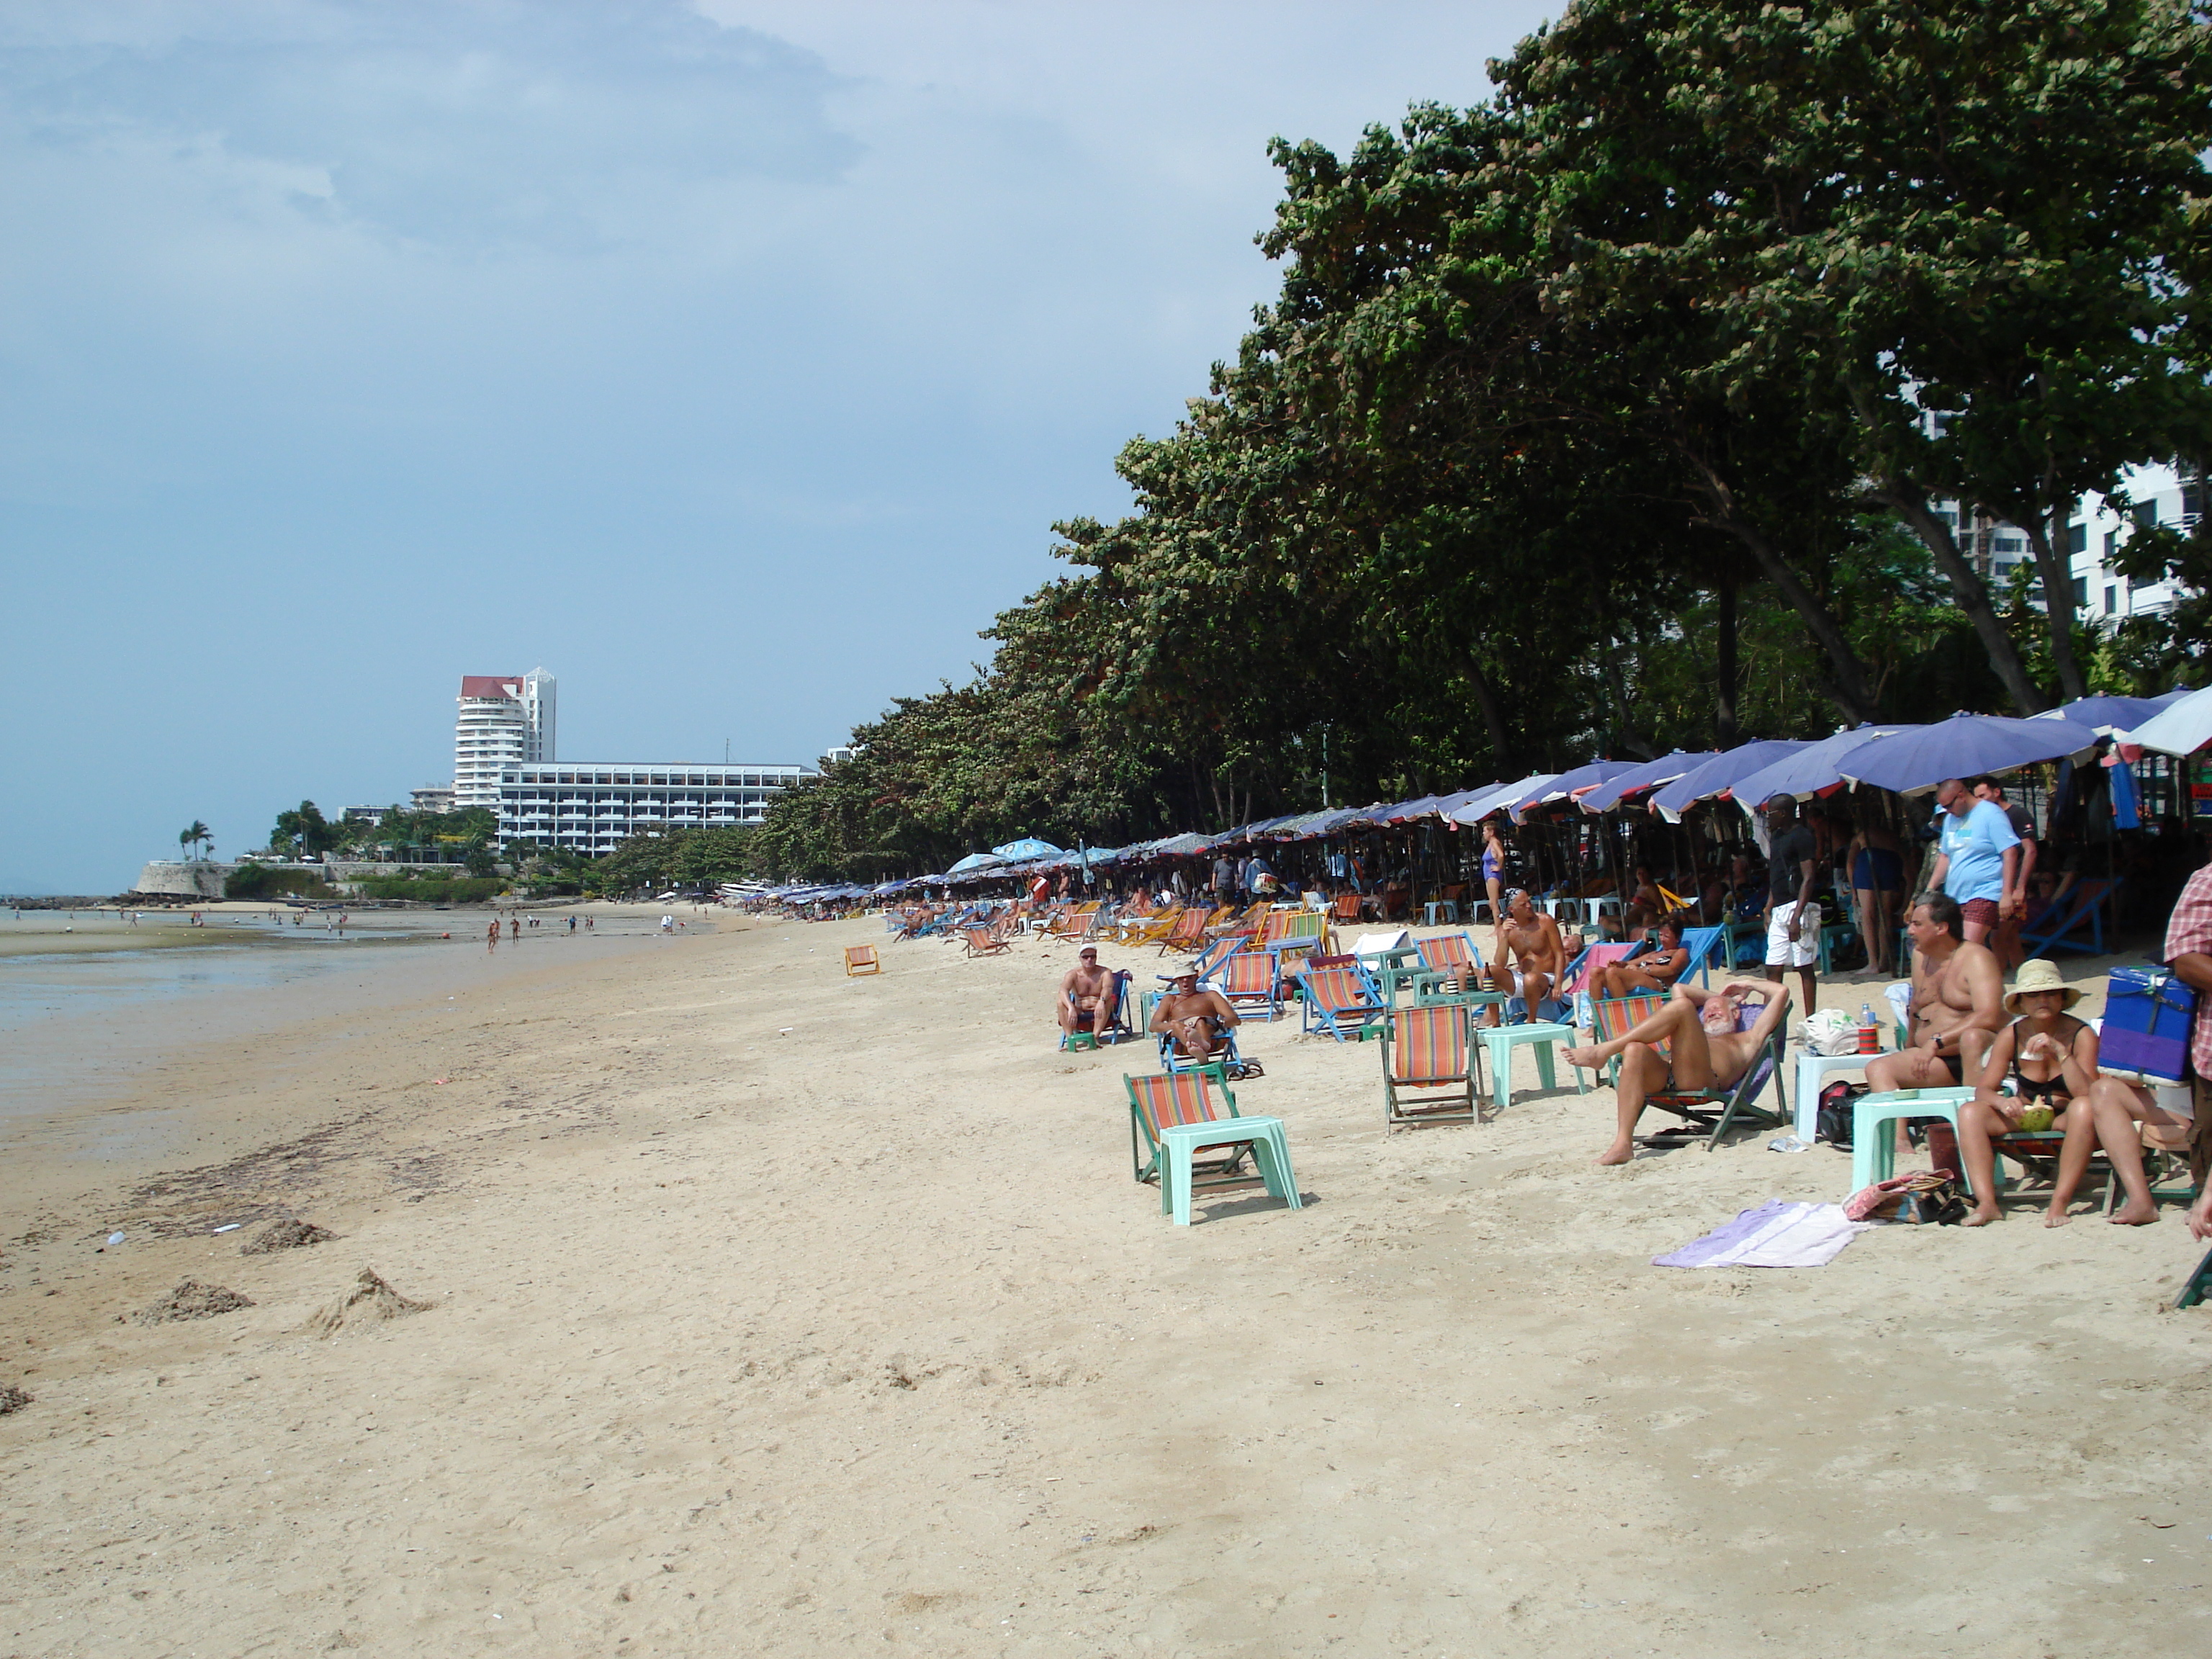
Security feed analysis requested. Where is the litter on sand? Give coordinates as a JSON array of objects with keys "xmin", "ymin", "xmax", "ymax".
[
  {"xmin": 212, "ymin": 1223, "xmax": 241, "ymax": 1234},
  {"xmin": 1653, "ymin": 1200, "xmax": 1867, "ymax": 1269}
]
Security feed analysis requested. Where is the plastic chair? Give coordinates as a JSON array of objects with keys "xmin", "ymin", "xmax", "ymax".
[
  {"xmin": 1295, "ymin": 963, "xmax": 1390, "ymax": 1042},
  {"xmin": 1422, "ymin": 900, "xmax": 1460, "ymax": 927},
  {"xmin": 1848, "ymin": 1088, "xmax": 1973, "ymax": 1192},
  {"xmin": 1125, "ymin": 1067, "xmax": 1299, "ymax": 1226},
  {"xmin": 1581, "ymin": 992, "xmax": 1789, "ymax": 1151}
]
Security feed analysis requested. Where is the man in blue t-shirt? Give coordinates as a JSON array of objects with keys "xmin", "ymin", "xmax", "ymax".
[{"xmin": 1926, "ymin": 776, "xmax": 2021, "ymax": 946}]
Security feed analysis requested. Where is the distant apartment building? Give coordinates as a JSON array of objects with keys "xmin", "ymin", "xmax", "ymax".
[
  {"xmin": 454, "ymin": 669, "xmax": 556, "ymax": 810},
  {"xmin": 2066, "ymin": 464, "xmax": 2200, "ymax": 625},
  {"xmin": 495, "ymin": 762, "xmax": 814, "ymax": 854},
  {"xmin": 410, "ymin": 785, "xmax": 457, "ymax": 815}
]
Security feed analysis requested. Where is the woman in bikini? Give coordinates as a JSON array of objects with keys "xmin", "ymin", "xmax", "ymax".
[
  {"xmin": 1954, "ymin": 959, "xmax": 2098, "ymax": 1226},
  {"xmin": 1845, "ymin": 809, "xmax": 1907, "ymax": 976},
  {"xmin": 1480, "ymin": 820, "xmax": 1508, "ymax": 932}
]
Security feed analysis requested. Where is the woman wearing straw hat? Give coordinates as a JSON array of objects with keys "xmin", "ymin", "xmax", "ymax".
[
  {"xmin": 1955, "ymin": 959, "xmax": 2098, "ymax": 1227},
  {"xmin": 2046, "ymin": 989, "xmax": 2198, "ymax": 1230}
]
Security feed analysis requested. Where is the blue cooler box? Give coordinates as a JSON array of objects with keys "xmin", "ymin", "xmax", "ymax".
[{"xmin": 2101, "ymin": 967, "xmax": 2196, "ymax": 1084}]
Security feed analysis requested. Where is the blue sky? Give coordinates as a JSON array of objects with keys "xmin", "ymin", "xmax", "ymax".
[{"xmin": 0, "ymin": 0, "xmax": 1547, "ymax": 893}]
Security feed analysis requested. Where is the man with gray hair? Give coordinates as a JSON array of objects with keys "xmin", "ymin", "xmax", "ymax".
[{"xmin": 1480, "ymin": 889, "xmax": 1567, "ymax": 1026}]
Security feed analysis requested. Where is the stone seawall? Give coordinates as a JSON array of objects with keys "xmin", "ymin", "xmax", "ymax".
[{"xmin": 135, "ymin": 861, "xmax": 233, "ymax": 898}]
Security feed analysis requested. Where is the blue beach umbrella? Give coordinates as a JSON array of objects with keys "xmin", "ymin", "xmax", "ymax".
[
  {"xmin": 2049, "ymin": 687, "xmax": 2191, "ymax": 737},
  {"xmin": 1577, "ymin": 750, "xmax": 1717, "ymax": 813},
  {"xmin": 991, "ymin": 836, "xmax": 1064, "ymax": 861},
  {"xmin": 1650, "ymin": 741, "xmax": 1813, "ymax": 820},
  {"xmin": 1723, "ymin": 724, "xmax": 1923, "ymax": 809},
  {"xmin": 1835, "ymin": 713, "xmax": 2102, "ymax": 797},
  {"xmin": 1447, "ymin": 773, "xmax": 1560, "ymax": 826},
  {"xmin": 1509, "ymin": 760, "xmax": 1637, "ymax": 821},
  {"xmin": 947, "ymin": 851, "xmax": 1004, "ymax": 873}
]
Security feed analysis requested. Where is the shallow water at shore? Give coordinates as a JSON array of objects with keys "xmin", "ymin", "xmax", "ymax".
[{"xmin": 0, "ymin": 909, "xmax": 692, "ymax": 1136}]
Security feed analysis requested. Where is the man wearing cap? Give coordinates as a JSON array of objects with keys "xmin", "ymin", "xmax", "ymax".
[
  {"xmin": 1763, "ymin": 796, "xmax": 1822, "ymax": 1014},
  {"xmin": 1057, "ymin": 947, "xmax": 1121, "ymax": 1044},
  {"xmin": 1149, "ymin": 968, "xmax": 1241, "ymax": 1062}
]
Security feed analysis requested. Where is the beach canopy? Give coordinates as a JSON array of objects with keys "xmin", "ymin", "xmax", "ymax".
[
  {"xmin": 1722, "ymin": 724, "xmax": 1922, "ymax": 809},
  {"xmin": 1447, "ymin": 773, "xmax": 1560, "ymax": 826},
  {"xmin": 990, "ymin": 836, "xmax": 1064, "ymax": 860},
  {"xmin": 2117, "ymin": 683, "xmax": 2212, "ymax": 757},
  {"xmin": 947, "ymin": 852, "xmax": 1003, "ymax": 873},
  {"xmin": 1578, "ymin": 750, "xmax": 1716, "ymax": 813},
  {"xmin": 1836, "ymin": 713, "xmax": 2102, "ymax": 796},
  {"xmin": 1510, "ymin": 760, "xmax": 1637, "ymax": 821},
  {"xmin": 2046, "ymin": 688, "xmax": 2190, "ymax": 736},
  {"xmin": 1650, "ymin": 741, "xmax": 1812, "ymax": 820}
]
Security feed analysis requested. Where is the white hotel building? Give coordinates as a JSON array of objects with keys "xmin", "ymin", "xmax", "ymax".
[
  {"xmin": 495, "ymin": 763, "xmax": 813, "ymax": 854},
  {"xmin": 454, "ymin": 670, "xmax": 557, "ymax": 810}
]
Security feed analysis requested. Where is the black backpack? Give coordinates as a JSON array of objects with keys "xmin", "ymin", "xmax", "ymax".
[{"xmin": 1816, "ymin": 1079, "xmax": 1869, "ymax": 1148}]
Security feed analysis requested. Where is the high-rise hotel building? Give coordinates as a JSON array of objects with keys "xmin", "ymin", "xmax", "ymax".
[
  {"xmin": 454, "ymin": 670, "xmax": 556, "ymax": 809},
  {"xmin": 495, "ymin": 762, "xmax": 812, "ymax": 853}
]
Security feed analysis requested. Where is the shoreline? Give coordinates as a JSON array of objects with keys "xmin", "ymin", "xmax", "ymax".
[{"xmin": 1, "ymin": 914, "xmax": 2204, "ymax": 1655}]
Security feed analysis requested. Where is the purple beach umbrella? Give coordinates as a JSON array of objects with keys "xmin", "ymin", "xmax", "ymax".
[
  {"xmin": 1835, "ymin": 713, "xmax": 2102, "ymax": 796},
  {"xmin": 1577, "ymin": 750, "xmax": 1717, "ymax": 814},
  {"xmin": 1722, "ymin": 724, "xmax": 1923, "ymax": 810},
  {"xmin": 1650, "ymin": 740, "xmax": 1813, "ymax": 820}
]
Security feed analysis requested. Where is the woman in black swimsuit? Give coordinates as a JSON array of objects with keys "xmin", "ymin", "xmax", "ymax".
[
  {"xmin": 1954, "ymin": 961, "xmax": 2097, "ymax": 1226},
  {"xmin": 1846, "ymin": 811, "xmax": 1909, "ymax": 975}
]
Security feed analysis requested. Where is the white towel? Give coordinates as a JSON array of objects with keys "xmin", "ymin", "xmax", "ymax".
[{"xmin": 1653, "ymin": 1200, "xmax": 1868, "ymax": 1269}]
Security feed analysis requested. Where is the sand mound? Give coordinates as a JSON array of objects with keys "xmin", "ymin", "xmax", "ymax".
[
  {"xmin": 305, "ymin": 1267, "xmax": 430, "ymax": 1337},
  {"xmin": 241, "ymin": 1218, "xmax": 336, "ymax": 1255},
  {"xmin": 136, "ymin": 1280, "xmax": 255, "ymax": 1325},
  {"xmin": 0, "ymin": 1385, "xmax": 31, "ymax": 1415}
]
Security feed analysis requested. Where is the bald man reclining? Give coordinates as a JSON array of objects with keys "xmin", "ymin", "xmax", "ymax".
[{"xmin": 1565, "ymin": 981, "xmax": 1794, "ymax": 1166}]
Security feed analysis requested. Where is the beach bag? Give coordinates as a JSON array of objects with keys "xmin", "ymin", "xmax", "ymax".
[
  {"xmin": 1816, "ymin": 1080, "xmax": 1868, "ymax": 1147},
  {"xmin": 2100, "ymin": 967, "xmax": 2197, "ymax": 1085},
  {"xmin": 1844, "ymin": 1172, "xmax": 1966, "ymax": 1226},
  {"xmin": 1801, "ymin": 1007, "xmax": 1859, "ymax": 1056}
]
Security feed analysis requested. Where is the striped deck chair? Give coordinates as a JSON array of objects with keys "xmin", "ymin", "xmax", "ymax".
[
  {"xmin": 1207, "ymin": 902, "xmax": 1268, "ymax": 944},
  {"xmin": 1187, "ymin": 935, "xmax": 1244, "ymax": 986},
  {"xmin": 961, "ymin": 925, "xmax": 1010, "ymax": 958},
  {"xmin": 1331, "ymin": 892, "xmax": 1364, "ymax": 926},
  {"xmin": 1414, "ymin": 932, "xmax": 1483, "ymax": 989},
  {"xmin": 1679, "ymin": 925, "xmax": 1727, "ymax": 986},
  {"xmin": 1218, "ymin": 949, "xmax": 1284, "ymax": 1021},
  {"xmin": 1126, "ymin": 1064, "xmax": 1251, "ymax": 1187},
  {"xmin": 1296, "ymin": 962, "xmax": 1388, "ymax": 1042},
  {"xmin": 1154, "ymin": 907, "xmax": 1209, "ymax": 954},
  {"xmin": 2020, "ymin": 877, "xmax": 2118, "ymax": 957},
  {"xmin": 1381, "ymin": 1004, "xmax": 1482, "ymax": 1130},
  {"xmin": 1046, "ymin": 902, "xmax": 1099, "ymax": 940},
  {"xmin": 842, "ymin": 943, "xmax": 881, "ymax": 976},
  {"xmin": 1583, "ymin": 992, "xmax": 1789, "ymax": 1151}
]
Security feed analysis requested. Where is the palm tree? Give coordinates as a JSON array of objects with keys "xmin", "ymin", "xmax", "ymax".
[{"xmin": 180, "ymin": 821, "xmax": 212, "ymax": 861}]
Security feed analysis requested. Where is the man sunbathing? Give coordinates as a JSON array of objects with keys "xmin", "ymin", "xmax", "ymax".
[
  {"xmin": 1481, "ymin": 890, "xmax": 1568, "ymax": 1026},
  {"xmin": 1565, "ymin": 981, "xmax": 1794, "ymax": 1166},
  {"xmin": 1057, "ymin": 947, "xmax": 1120, "ymax": 1042},
  {"xmin": 1149, "ymin": 969, "xmax": 1241, "ymax": 1062},
  {"xmin": 1592, "ymin": 917, "xmax": 1693, "ymax": 999}
]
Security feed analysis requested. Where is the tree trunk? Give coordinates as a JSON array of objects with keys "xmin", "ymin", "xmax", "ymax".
[
  {"xmin": 2021, "ymin": 513, "xmax": 2087, "ymax": 704},
  {"xmin": 1467, "ymin": 660, "xmax": 1512, "ymax": 771},
  {"xmin": 1675, "ymin": 446, "xmax": 1881, "ymax": 723},
  {"xmin": 1714, "ymin": 578, "xmax": 1740, "ymax": 750},
  {"xmin": 1876, "ymin": 482, "xmax": 2049, "ymax": 714}
]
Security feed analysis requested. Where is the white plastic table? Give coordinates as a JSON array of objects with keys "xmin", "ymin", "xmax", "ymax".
[{"xmin": 1794, "ymin": 1050, "xmax": 1878, "ymax": 1142}]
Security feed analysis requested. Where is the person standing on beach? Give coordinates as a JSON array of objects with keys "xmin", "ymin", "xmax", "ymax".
[
  {"xmin": 1972, "ymin": 776, "xmax": 2038, "ymax": 968},
  {"xmin": 1763, "ymin": 796, "xmax": 1822, "ymax": 1014},
  {"xmin": 568, "ymin": 914, "xmax": 576, "ymax": 932},
  {"xmin": 487, "ymin": 919, "xmax": 500, "ymax": 953},
  {"xmin": 1926, "ymin": 776, "xmax": 2020, "ymax": 946},
  {"xmin": 509, "ymin": 916, "xmax": 520, "ymax": 941}
]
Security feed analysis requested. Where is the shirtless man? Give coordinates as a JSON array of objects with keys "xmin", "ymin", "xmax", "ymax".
[
  {"xmin": 1565, "ymin": 981, "xmax": 1794, "ymax": 1165},
  {"xmin": 1148, "ymin": 968, "xmax": 1241, "ymax": 1062},
  {"xmin": 1057, "ymin": 946, "xmax": 1121, "ymax": 1042},
  {"xmin": 1593, "ymin": 917, "xmax": 1694, "ymax": 999},
  {"xmin": 1481, "ymin": 890, "xmax": 1568, "ymax": 1026},
  {"xmin": 1865, "ymin": 892, "xmax": 2005, "ymax": 1141}
]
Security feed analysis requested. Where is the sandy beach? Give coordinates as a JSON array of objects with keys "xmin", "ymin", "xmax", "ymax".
[{"xmin": 3, "ymin": 909, "xmax": 2208, "ymax": 1656}]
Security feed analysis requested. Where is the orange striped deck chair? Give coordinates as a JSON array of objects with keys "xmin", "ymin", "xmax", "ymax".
[
  {"xmin": 1381, "ymin": 1004, "xmax": 1480, "ymax": 1129},
  {"xmin": 961, "ymin": 925, "xmax": 1010, "ymax": 958},
  {"xmin": 1156, "ymin": 907, "xmax": 1208, "ymax": 953},
  {"xmin": 1125, "ymin": 1066, "xmax": 1250, "ymax": 1187},
  {"xmin": 1047, "ymin": 901, "xmax": 1099, "ymax": 939},
  {"xmin": 1117, "ymin": 905, "xmax": 1182, "ymax": 946},
  {"xmin": 1414, "ymin": 932, "xmax": 1483, "ymax": 989},
  {"xmin": 1295, "ymin": 962, "xmax": 1387, "ymax": 1041},
  {"xmin": 1331, "ymin": 892, "xmax": 1363, "ymax": 926},
  {"xmin": 843, "ymin": 943, "xmax": 881, "ymax": 976},
  {"xmin": 1218, "ymin": 949, "xmax": 1283, "ymax": 1020}
]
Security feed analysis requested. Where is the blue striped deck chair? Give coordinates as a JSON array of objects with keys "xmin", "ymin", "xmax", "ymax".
[
  {"xmin": 1679, "ymin": 925, "xmax": 1727, "ymax": 986},
  {"xmin": 1218, "ymin": 949, "xmax": 1285, "ymax": 1021},
  {"xmin": 1296, "ymin": 961, "xmax": 1389, "ymax": 1042},
  {"xmin": 1139, "ymin": 988, "xmax": 1256, "ymax": 1077},
  {"xmin": 2020, "ymin": 878, "xmax": 2118, "ymax": 958},
  {"xmin": 1126, "ymin": 1064, "xmax": 1249, "ymax": 1187},
  {"xmin": 1583, "ymin": 991, "xmax": 1789, "ymax": 1151}
]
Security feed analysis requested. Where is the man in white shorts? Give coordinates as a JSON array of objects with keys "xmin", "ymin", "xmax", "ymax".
[{"xmin": 1762, "ymin": 796, "xmax": 1820, "ymax": 1015}]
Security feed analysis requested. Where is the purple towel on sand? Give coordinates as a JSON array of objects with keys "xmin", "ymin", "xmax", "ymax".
[{"xmin": 1653, "ymin": 1199, "xmax": 1866, "ymax": 1269}]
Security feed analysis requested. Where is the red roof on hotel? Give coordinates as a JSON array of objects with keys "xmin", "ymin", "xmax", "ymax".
[{"xmin": 459, "ymin": 675, "xmax": 523, "ymax": 700}]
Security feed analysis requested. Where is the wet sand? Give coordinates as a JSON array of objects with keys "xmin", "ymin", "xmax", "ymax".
[{"xmin": 1, "ymin": 912, "xmax": 2206, "ymax": 1656}]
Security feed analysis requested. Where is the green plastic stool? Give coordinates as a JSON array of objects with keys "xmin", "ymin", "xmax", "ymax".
[
  {"xmin": 1063, "ymin": 1031, "xmax": 1098, "ymax": 1053},
  {"xmin": 1157, "ymin": 1117, "xmax": 1300, "ymax": 1226},
  {"xmin": 1849, "ymin": 1088, "xmax": 1972, "ymax": 1193},
  {"xmin": 1480, "ymin": 1021, "xmax": 1582, "ymax": 1113}
]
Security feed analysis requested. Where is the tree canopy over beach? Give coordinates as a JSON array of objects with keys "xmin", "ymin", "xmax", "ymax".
[{"xmin": 750, "ymin": 0, "xmax": 2211, "ymax": 881}]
